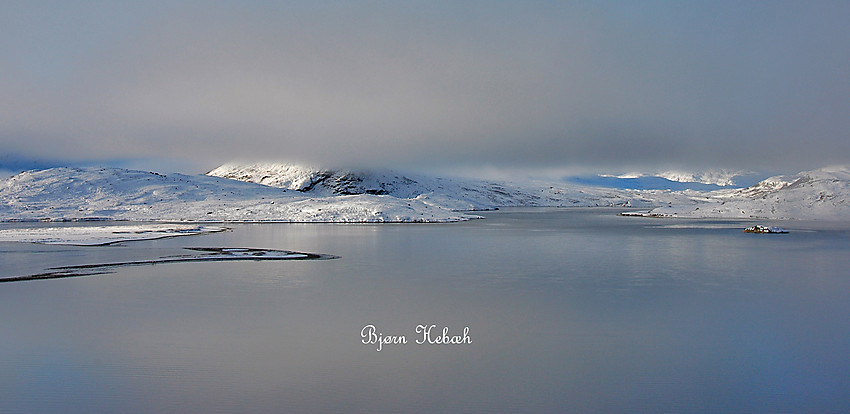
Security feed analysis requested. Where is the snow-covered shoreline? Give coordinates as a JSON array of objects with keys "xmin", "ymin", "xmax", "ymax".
[{"xmin": 0, "ymin": 224, "xmax": 229, "ymax": 245}]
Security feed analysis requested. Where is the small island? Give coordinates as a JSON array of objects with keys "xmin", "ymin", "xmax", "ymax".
[{"xmin": 744, "ymin": 225, "xmax": 789, "ymax": 234}]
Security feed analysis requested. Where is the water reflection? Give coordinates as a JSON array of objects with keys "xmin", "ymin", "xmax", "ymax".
[{"xmin": 2, "ymin": 209, "xmax": 850, "ymax": 413}]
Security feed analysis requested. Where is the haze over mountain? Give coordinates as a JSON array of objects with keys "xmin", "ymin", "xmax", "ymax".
[{"xmin": 564, "ymin": 169, "xmax": 767, "ymax": 191}]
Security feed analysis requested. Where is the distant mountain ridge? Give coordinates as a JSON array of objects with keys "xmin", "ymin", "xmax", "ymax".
[
  {"xmin": 566, "ymin": 169, "xmax": 766, "ymax": 191},
  {"xmin": 654, "ymin": 169, "xmax": 754, "ymax": 186},
  {"xmin": 565, "ymin": 175, "xmax": 730, "ymax": 191}
]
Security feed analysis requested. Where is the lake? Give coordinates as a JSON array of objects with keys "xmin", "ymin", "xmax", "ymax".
[{"xmin": 2, "ymin": 208, "xmax": 850, "ymax": 413}]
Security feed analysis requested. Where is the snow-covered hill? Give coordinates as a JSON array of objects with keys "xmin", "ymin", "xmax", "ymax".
[
  {"xmin": 640, "ymin": 166, "xmax": 850, "ymax": 220},
  {"xmin": 655, "ymin": 169, "xmax": 753, "ymax": 187},
  {"xmin": 0, "ymin": 167, "xmax": 470, "ymax": 222},
  {"xmin": 207, "ymin": 162, "xmax": 644, "ymax": 211}
]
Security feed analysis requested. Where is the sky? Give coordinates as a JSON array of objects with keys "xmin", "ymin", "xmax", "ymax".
[{"xmin": 2, "ymin": 1, "xmax": 849, "ymax": 175}]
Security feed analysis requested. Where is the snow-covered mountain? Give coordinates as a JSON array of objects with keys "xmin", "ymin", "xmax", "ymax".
[
  {"xmin": 208, "ymin": 163, "xmax": 440, "ymax": 197},
  {"xmin": 567, "ymin": 169, "xmax": 766, "ymax": 191},
  {"xmin": 565, "ymin": 175, "xmax": 730, "ymax": 191},
  {"xmin": 654, "ymin": 169, "xmax": 753, "ymax": 187},
  {"xmin": 640, "ymin": 166, "xmax": 850, "ymax": 220},
  {"xmin": 207, "ymin": 162, "xmax": 644, "ymax": 211},
  {"xmin": 0, "ymin": 167, "xmax": 470, "ymax": 222}
]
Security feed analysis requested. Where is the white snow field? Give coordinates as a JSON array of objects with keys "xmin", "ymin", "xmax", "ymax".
[
  {"xmin": 0, "ymin": 167, "xmax": 470, "ymax": 223},
  {"xmin": 635, "ymin": 166, "xmax": 850, "ymax": 220},
  {"xmin": 0, "ymin": 224, "xmax": 228, "ymax": 245}
]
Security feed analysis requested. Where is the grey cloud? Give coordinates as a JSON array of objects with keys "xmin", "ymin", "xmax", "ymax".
[{"xmin": 1, "ymin": 1, "xmax": 848, "ymax": 173}]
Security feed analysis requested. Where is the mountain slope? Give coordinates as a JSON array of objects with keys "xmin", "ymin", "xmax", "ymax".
[
  {"xmin": 642, "ymin": 166, "xmax": 850, "ymax": 220},
  {"xmin": 0, "ymin": 167, "xmax": 470, "ymax": 222},
  {"xmin": 207, "ymin": 162, "xmax": 646, "ymax": 211}
]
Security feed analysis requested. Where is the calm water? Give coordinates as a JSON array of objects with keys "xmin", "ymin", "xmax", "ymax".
[{"xmin": 2, "ymin": 208, "xmax": 850, "ymax": 413}]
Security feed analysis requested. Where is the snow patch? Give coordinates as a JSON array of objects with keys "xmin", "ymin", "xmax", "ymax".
[{"xmin": 0, "ymin": 224, "xmax": 228, "ymax": 245}]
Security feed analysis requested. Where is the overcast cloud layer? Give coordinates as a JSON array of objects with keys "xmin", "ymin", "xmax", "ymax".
[{"xmin": 2, "ymin": 1, "xmax": 848, "ymax": 173}]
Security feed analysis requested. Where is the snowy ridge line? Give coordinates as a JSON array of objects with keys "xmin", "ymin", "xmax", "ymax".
[
  {"xmin": 655, "ymin": 169, "xmax": 750, "ymax": 187},
  {"xmin": 207, "ymin": 162, "xmax": 647, "ymax": 212},
  {"xmin": 602, "ymin": 169, "xmax": 757, "ymax": 186}
]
